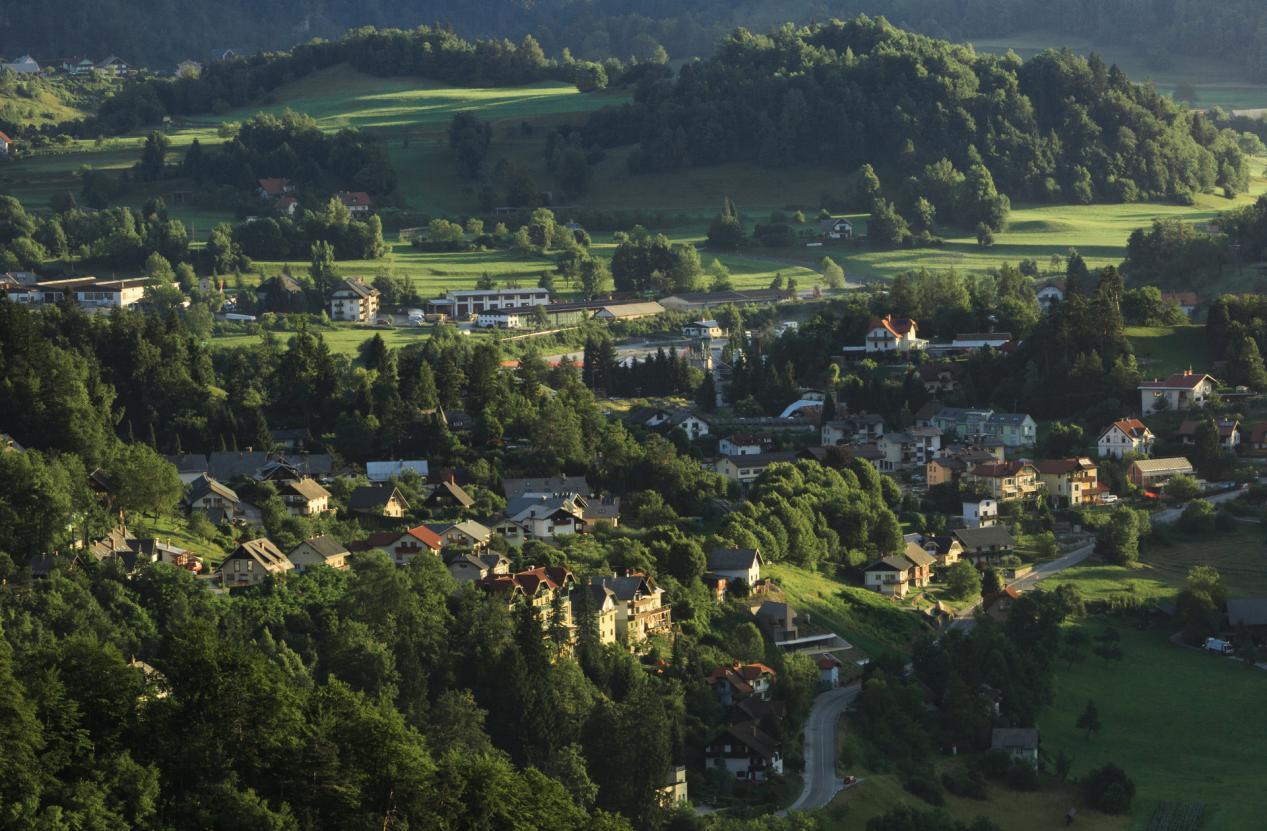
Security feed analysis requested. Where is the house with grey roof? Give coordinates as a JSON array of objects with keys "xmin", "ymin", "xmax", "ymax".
[
  {"xmin": 707, "ymin": 548, "xmax": 763, "ymax": 586},
  {"xmin": 991, "ymin": 727, "xmax": 1039, "ymax": 768},
  {"xmin": 220, "ymin": 538, "xmax": 293, "ymax": 588},
  {"xmin": 953, "ymin": 526, "xmax": 1018, "ymax": 564},
  {"xmin": 288, "ymin": 536, "xmax": 350, "ymax": 571}
]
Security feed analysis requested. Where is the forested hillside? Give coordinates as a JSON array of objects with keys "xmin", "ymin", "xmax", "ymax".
[{"xmin": 5, "ymin": 0, "xmax": 1267, "ymax": 79}]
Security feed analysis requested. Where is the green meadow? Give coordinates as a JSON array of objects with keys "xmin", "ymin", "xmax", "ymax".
[{"xmin": 1039, "ymin": 621, "xmax": 1267, "ymax": 831}]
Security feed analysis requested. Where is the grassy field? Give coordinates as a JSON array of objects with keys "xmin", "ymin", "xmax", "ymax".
[
  {"xmin": 1126, "ymin": 326, "xmax": 1214, "ymax": 377},
  {"xmin": 766, "ymin": 563, "xmax": 932, "ymax": 656},
  {"xmin": 208, "ymin": 323, "xmax": 442, "ymax": 356},
  {"xmin": 1049, "ymin": 527, "xmax": 1267, "ymax": 605},
  {"xmin": 134, "ymin": 515, "xmax": 230, "ymax": 566},
  {"xmin": 1039, "ymin": 621, "xmax": 1267, "ymax": 831}
]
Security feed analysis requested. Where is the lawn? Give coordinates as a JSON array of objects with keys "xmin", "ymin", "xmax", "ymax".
[
  {"xmin": 209, "ymin": 322, "xmax": 445, "ymax": 357},
  {"xmin": 133, "ymin": 514, "xmax": 230, "ymax": 566},
  {"xmin": 1049, "ymin": 526, "xmax": 1267, "ymax": 605},
  {"xmin": 1039, "ymin": 621, "xmax": 1267, "ymax": 831},
  {"xmin": 1125, "ymin": 326, "xmax": 1214, "ymax": 378},
  {"xmin": 766, "ymin": 563, "xmax": 932, "ymax": 656}
]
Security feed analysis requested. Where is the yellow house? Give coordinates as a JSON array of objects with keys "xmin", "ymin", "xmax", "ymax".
[
  {"xmin": 963, "ymin": 461, "xmax": 1042, "ymax": 502},
  {"xmin": 1035, "ymin": 458, "xmax": 1101, "ymax": 506}
]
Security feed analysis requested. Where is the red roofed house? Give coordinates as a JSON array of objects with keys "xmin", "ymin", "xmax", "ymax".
[
  {"xmin": 817, "ymin": 654, "xmax": 843, "ymax": 688},
  {"xmin": 478, "ymin": 566, "xmax": 576, "ymax": 630},
  {"xmin": 337, "ymin": 190, "xmax": 372, "ymax": 217},
  {"xmin": 382, "ymin": 525, "xmax": 443, "ymax": 567},
  {"xmin": 1139, "ymin": 370, "xmax": 1217, "ymax": 413},
  {"xmin": 865, "ymin": 315, "xmax": 927, "ymax": 353},
  {"xmin": 983, "ymin": 586, "xmax": 1021, "ymax": 622},
  {"xmin": 275, "ymin": 195, "xmax": 299, "ymax": 217},
  {"xmin": 0, "ymin": 131, "xmax": 12, "ymax": 157},
  {"xmin": 705, "ymin": 662, "xmax": 777, "ymax": 705},
  {"xmin": 1245, "ymin": 422, "xmax": 1267, "ymax": 453},
  {"xmin": 257, "ymin": 178, "xmax": 294, "ymax": 199},
  {"xmin": 1097, "ymin": 418, "xmax": 1155, "ymax": 459},
  {"xmin": 1035, "ymin": 458, "xmax": 1101, "ymax": 506}
]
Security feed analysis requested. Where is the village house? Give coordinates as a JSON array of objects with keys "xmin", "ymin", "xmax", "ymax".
[
  {"xmin": 1097, "ymin": 418, "xmax": 1155, "ymax": 459},
  {"xmin": 1161, "ymin": 291, "xmax": 1198, "ymax": 318},
  {"xmin": 287, "ymin": 536, "xmax": 350, "ymax": 571},
  {"xmin": 916, "ymin": 363, "xmax": 965, "ymax": 394},
  {"xmin": 962, "ymin": 499, "xmax": 999, "ymax": 529},
  {"xmin": 276, "ymin": 477, "xmax": 332, "ymax": 516},
  {"xmin": 877, "ymin": 426, "xmax": 942, "ymax": 472},
  {"xmin": 706, "ymin": 722, "xmax": 783, "ymax": 783},
  {"xmin": 817, "ymin": 654, "xmax": 843, "ymax": 688},
  {"xmin": 366, "ymin": 459, "xmax": 429, "ymax": 482},
  {"xmin": 1176, "ymin": 418, "xmax": 1240, "ymax": 450},
  {"xmin": 589, "ymin": 572, "xmax": 672, "ymax": 645},
  {"xmin": 185, "ymin": 474, "xmax": 240, "ymax": 515},
  {"xmin": 2, "ymin": 55, "xmax": 40, "ymax": 75},
  {"xmin": 983, "ymin": 412, "xmax": 1038, "ymax": 447},
  {"xmin": 446, "ymin": 550, "xmax": 511, "ymax": 583},
  {"xmin": 982, "ymin": 586, "xmax": 1021, "ymax": 622},
  {"xmin": 503, "ymin": 475, "xmax": 589, "ymax": 500},
  {"xmin": 821, "ymin": 413, "xmax": 885, "ymax": 446},
  {"xmin": 257, "ymin": 178, "xmax": 294, "ymax": 200},
  {"xmin": 1035, "ymin": 458, "xmax": 1101, "ymax": 507},
  {"xmin": 220, "ymin": 538, "xmax": 293, "ymax": 588},
  {"xmin": 926, "ymin": 445, "xmax": 1002, "ymax": 487},
  {"xmin": 753, "ymin": 600, "xmax": 799, "ymax": 642},
  {"xmin": 683, "ymin": 320, "xmax": 723, "ymax": 339},
  {"xmin": 706, "ymin": 663, "xmax": 777, "ymax": 705},
  {"xmin": 424, "ymin": 478, "xmax": 475, "ymax": 510},
  {"xmin": 707, "ymin": 547, "xmax": 763, "ymax": 587},
  {"xmin": 375, "ymin": 525, "xmax": 443, "ymax": 566},
  {"xmin": 336, "ymin": 190, "xmax": 372, "ymax": 216},
  {"xmin": 864, "ymin": 315, "xmax": 927, "ymax": 353},
  {"xmin": 657, "ymin": 767, "xmax": 690, "ymax": 808},
  {"xmin": 863, "ymin": 543, "xmax": 936, "ymax": 597},
  {"xmin": 429, "ymin": 520, "xmax": 493, "ymax": 550},
  {"xmin": 1127, "ymin": 457, "xmax": 1195, "ymax": 489},
  {"xmin": 329, "ymin": 277, "xmax": 380, "ymax": 323},
  {"xmin": 348, "ymin": 484, "xmax": 409, "ymax": 518},
  {"xmin": 573, "ymin": 582, "xmax": 620, "ymax": 645},
  {"xmin": 719, "ymin": 433, "xmax": 775, "ymax": 456},
  {"xmin": 919, "ymin": 535, "xmax": 964, "ymax": 566},
  {"xmin": 953, "ymin": 526, "xmax": 1018, "ymax": 565},
  {"xmin": 821, "ymin": 217, "xmax": 853, "ymax": 239},
  {"xmin": 992, "ymin": 727, "xmax": 1040, "ymax": 769},
  {"xmin": 503, "ymin": 494, "xmax": 586, "ymax": 539},
  {"xmin": 963, "ymin": 461, "xmax": 1042, "ymax": 502},
  {"xmin": 0, "ymin": 130, "xmax": 11, "ymax": 158},
  {"xmin": 479, "ymin": 566, "xmax": 575, "ymax": 624},
  {"xmin": 715, "ymin": 451, "xmax": 798, "ymax": 484},
  {"xmin": 924, "ymin": 405, "xmax": 1036, "ymax": 447},
  {"xmin": 1139, "ymin": 370, "xmax": 1218, "ymax": 413}
]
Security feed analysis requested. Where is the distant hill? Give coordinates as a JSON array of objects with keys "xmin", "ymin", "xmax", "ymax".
[{"xmin": 5, "ymin": 0, "xmax": 1267, "ymax": 81}]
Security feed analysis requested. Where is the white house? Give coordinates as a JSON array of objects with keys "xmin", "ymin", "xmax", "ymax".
[
  {"xmin": 962, "ymin": 499, "xmax": 998, "ymax": 529},
  {"xmin": 476, "ymin": 310, "xmax": 526, "ymax": 329},
  {"xmin": 76, "ymin": 279, "xmax": 148, "ymax": 308},
  {"xmin": 2, "ymin": 55, "xmax": 40, "ymax": 75},
  {"xmin": 707, "ymin": 548, "xmax": 763, "ymax": 586},
  {"xmin": 427, "ymin": 287, "xmax": 549, "ymax": 319},
  {"xmin": 719, "ymin": 434, "xmax": 771, "ymax": 456},
  {"xmin": 820, "ymin": 218, "xmax": 853, "ymax": 240},
  {"xmin": 330, "ymin": 277, "xmax": 380, "ymax": 323},
  {"xmin": 1036, "ymin": 280, "xmax": 1065, "ymax": 312},
  {"xmin": 1138, "ymin": 370, "xmax": 1217, "ymax": 413},
  {"xmin": 1097, "ymin": 418, "xmax": 1155, "ymax": 459},
  {"xmin": 0, "ymin": 130, "xmax": 10, "ymax": 157},
  {"xmin": 877, "ymin": 426, "xmax": 941, "ymax": 472},
  {"xmin": 864, "ymin": 315, "xmax": 927, "ymax": 353},
  {"xmin": 684, "ymin": 320, "xmax": 723, "ymax": 339}
]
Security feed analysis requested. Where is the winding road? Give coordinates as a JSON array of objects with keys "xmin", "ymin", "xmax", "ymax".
[{"xmin": 783, "ymin": 683, "xmax": 862, "ymax": 814}]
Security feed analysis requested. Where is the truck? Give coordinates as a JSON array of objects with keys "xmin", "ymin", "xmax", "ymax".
[{"xmin": 1204, "ymin": 637, "xmax": 1234, "ymax": 654}]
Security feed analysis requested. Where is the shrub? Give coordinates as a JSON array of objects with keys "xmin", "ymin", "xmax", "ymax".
[
  {"xmin": 1081, "ymin": 763, "xmax": 1136, "ymax": 814},
  {"xmin": 903, "ymin": 774, "xmax": 945, "ymax": 806}
]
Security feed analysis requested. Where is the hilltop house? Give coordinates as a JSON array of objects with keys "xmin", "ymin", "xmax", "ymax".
[
  {"xmin": 446, "ymin": 550, "xmax": 511, "ymax": 584},
  {"xmin": 962, "ymin": 461, "xmax": 1042, "ymax": 502},
  {"xmin": 1098, "ymin": 418, "xmax": 1155, "ymax": 459},
  {"xmin": 1127, "ymin": 457, "xmax": 1195, "ymax": 489},
  {"xmin": 1139, "ymin": 370, "xmax": 1217, "ymax": 413},
  {"xmin": 588, "ymin": 572, "xmax": 672, "ymax": 645},
  {"xmin": 715, "ymin": 451, "xmax": 798, "ymax": 484},
  {"xmin": 719, "ymin": 433, "xmax": 775, "ymax": 456},
  {"xmin": 953, "ymin": 526, "xmax": 1018, "ymax": 565},
  {"xmin": 288, "ymin": 536, "xmax": 350, "ymax": 571},
  {"xmin": 276, "ymin": 477, "xmax": 331, "ymax": 516},
  {"xmin": 707, "ymin": 548, "xmax": 763, "ymax": 587},
  {"xmin": 962, "ymin": 499, "xmax": 999, "ymax": 529},
  {"xmin": 330, "ymin": 277, "xmax": 380, "ymax": 323},
  {"xmin": 992, "ymin": 728, "xmax": 1040, "ymax": 769},
  {"xmin": 864, "ymin": 315, "xmax": 927, "ymax": 353},
  {"xmin": 706, "ymin": 663, "xmax": 777, "ymax": 705},
  {"xmin": 863, "ymin": 543, "xmax": 936, "ymax": 597},
  {"xmin": 1035, "ymin": 458, "xmax": 1101, "ymax": 507},
  {"xmin": 220, "ymin": 538, "xmax": 293, "ymax": 588}
]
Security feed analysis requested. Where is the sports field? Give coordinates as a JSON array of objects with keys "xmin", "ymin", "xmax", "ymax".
[{"xmin": 1039, "ymin": 621, "xmax": 1267, "ymax": 831}]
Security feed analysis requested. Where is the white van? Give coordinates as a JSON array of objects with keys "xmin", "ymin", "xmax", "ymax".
[{"xmin": 1204, "ymin": 637, "xmax": 1234, "ymax": 654}]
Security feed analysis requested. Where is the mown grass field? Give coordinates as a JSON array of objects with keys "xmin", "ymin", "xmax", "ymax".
[
  {"xmin": 1125, "ymin": 326, "xmax": 1214, "ymax": 377},
  {"xmin": 1039, "ymin": 621, "xmax": 1267, "ymax": 831},
  {"xmin": 208, "ymin": 323, "xmax": 442, "ymax": 356},
  {"xmin": 1049, "ymin": 526, "xmax": 1267, "ymax": 605},
  {"xmin": 766, "ymin": 563, "xmax": 932, "ymax": 657}
]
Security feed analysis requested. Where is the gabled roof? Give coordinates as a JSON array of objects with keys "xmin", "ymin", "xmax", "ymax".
[
  {"xmin": 593, "ymin": 572, "xmax": 659, "ymax": 602},
  {"xmin": 716, "ymin": 721, "xmax": 781, "ymax": 760},
  {"xmin": 991, "ymin": 727, "xmax": 1039, "ymax": 751},
  {"xmin": 969, "ymin": 461, "xmax": 1035, "ymax": 478},
  {"xmin": 953, "ymin": 526, "xmax": 1017, "ymax": 550},
  {"xmin": 187, "ymin": 474, "xmax": 238, "ymax": 505},
  {"xmin": 367, "ymin": 459, "xmax": 429, "ymax": 481},
  {"xmin": 708, "ymin": 548, "xmax": 763, "ymax": 571},
  {"xmin": 279, "ymin": 477, "xmax": 331, "ymax": 501},
  {"xmin": 224, "ymin": 538, "xmax": 291, "ymax": 573},
  {"xmin": 1129, "ymin": 457, "xmax": 1194, "ymax": 473},
  {"xmin": 502, "ymin": 475, "xmax": 589, "ymax": 499},
  {"xmin": 257, "ymin": 177, "xmax": 291, "ymax": 196},
  {"xmin": 401, "ymin": 525, "xmax": 443, "ymax": 551},
  {"xmin": 292, "ymin": 535, "xmax": 348, "ymax": 561},
  {"xmin": 1101, "ymin": 418, "xmax": 1152, "ymax": 441},
  {"xmin": 868, "ymin": 314, "xmax": 916, "ymax": 338},
  {"xmin": 334, "ymin": 277, "xmax": 379, "ymax": 300},
  {"xmin": 427, "ymin": 479, "xmax": 474, "ymax": 508},
  {"xmin": 336, "ymin": 190, "xmax": 372, "ymax": 208},
  {"xmin": 348, "ymin": 484, "xmax": 406, "ymax": 511},
  {"xmin": 433, "ymin": 520, "xmax": 493, "ymax": 543},
  {"xmin": 866, "ymin": 554, "xmax": 915, "ymax": 572},
  {"xmin": 902, "ymin": 542, "xmax": 937, "ymax": 568},
  {"xmin": 1139, "ymin": 371, "xmax": 1217, "ymax": 390},
  {"xmin": 1034, "ymin": 458, "xmax": 1096, "ymax": 475}
]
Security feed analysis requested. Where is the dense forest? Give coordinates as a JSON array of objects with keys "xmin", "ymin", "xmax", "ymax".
[
  {"xmin": 586, "ymin": 17, "xmax": 1249, "ymax": 210},
  {"xmin": 7, "ymin": 0, "xmax": 1267, "ymax": 81}
]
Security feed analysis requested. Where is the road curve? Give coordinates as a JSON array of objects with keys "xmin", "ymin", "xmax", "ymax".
[{"xmin": 783, "ymin": 683, "xmax": 861, "ymax": 814}]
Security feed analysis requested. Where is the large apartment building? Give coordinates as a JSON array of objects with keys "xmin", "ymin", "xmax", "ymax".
[{"xmin": 427, "ymin": 287, "xmax": 550, "ymax": 319}]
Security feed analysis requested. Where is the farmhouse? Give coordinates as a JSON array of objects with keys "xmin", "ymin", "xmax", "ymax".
[
  {"xmin": 715, "ymin": 451, "xmax": 798, "ymax": 484},
  {"xmin": 1139, "ymin": 370, "xmax": 1217, "ymax": 413},
  {"xmin": 953, "ymin": 526, "xmax": 1017, "ymax": 565},
  {"xmin": 991, "ymin": 727, "xmax": 1039, "ymax": 769},
  {"xmin": 863, "ymin": 543, "xmax": 935, "ymax": 597},
  {"xmin": 288, "ymin": 536, "xmax": 350, "ymax": 571},
  {"xmin": 347, "ymin": 484, "xmax": 409, "ymax": 518},
  {"xmin": 683, "ymin": 320, "xmax": 723, "ymax": 339},
  {"xmin": 220, "ymin": 538, "xmax": 292, "ymax": 588},
  {"xmin": 820, "ymin": 217, "xmax": 853, "ymax": 239},
  {"xmin": 864, "ymin": 315, "xmax": 927, "ymax": 353},
  {"xmin": 1098, "ymin": 418, "xmax": 1155, "ymax": 459},
  {"xmin": 336, "ymin": 190, "xmax": 372, "ymax": 216},
  {"xmin": 707, "ymin": 548, "xmax": 763, "ymax": 587}
]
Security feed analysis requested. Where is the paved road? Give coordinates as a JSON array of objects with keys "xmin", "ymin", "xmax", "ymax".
[
  {"xmin": 1150, "ymin": 487, "xmax": 1247, "ymax": 525},
  {"xmin": 783, "ymin": 684, "xmax": 861, "ymax": 814},
  {"xmin": 948, "ymin": 540, "xmax": 1096, "ymax": 633}
]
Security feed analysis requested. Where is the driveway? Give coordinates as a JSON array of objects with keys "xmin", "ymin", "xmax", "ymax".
[{"xmin": 783, "ymin": 683, "xmax": 861, "ymax": 814}]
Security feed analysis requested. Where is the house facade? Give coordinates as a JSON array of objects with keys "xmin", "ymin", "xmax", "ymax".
[
  {"xmin": 276, "ymin": 477, "xmax": 331, "ymax": 516},
  {"xmin": 427, "ymin": 287, "xmax": 550, "ymax": 319},
  {"xmin": 288, "ymin": 536, "xmax": 350, "ymax": 571},
  {"xmin": 864, "ymin": 315, "xmax": 927, "ymax": 353},
  {"xmin": 963, "ymin": 461, "xmax": 1042, "ymax": 502},
  {"xmin": 684, "ymin": 320, "xmax": 723, "ymax": 339},
  {"xmin": 962, "ymin": 499, "xmax": 999, "ymax": 528},
  {"xmin": 330, "ymin": 277, "xmax": 380, "ymax": 323},
  {"xmin": 1035, "ymin": 458, "xmax": 1100, "ymax": 507},
  {"xmin": 715, "ymin": 451, "xmax": 797, "ymax": 484},
  {"xmin": 707, "ymin": 548, "xmax": 763, "ymax": 586},
  {"xmin": 877, "ymin": 427, "xmax": 942, "ymax": 472},
  {"xmin": 719, "ymin": 433, "xmax": 774, "ymax": 456},
  {"xmin": 220, "ymin": 538, "xmax": 293, "ymax": 587},
  {"xmin": 706, "ymin": 722, "xmax": 783, "ymax": 782},
  {"xmin": 1097, "ymin": 418, "xmax": 1154, "ymax": 459},
  {"xmin": 1139, "ymin": 370, "xmax": 1217, "ymax": 413},
  {"xmin": 1127, "ymin": 457, "xmax": 1195, "ymax": 489}
]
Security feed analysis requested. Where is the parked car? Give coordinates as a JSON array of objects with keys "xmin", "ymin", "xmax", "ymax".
[
  {"xmin": 1101, "ymin": 494, "xmax": 1118, "ymax": 504},
  {"xmin": 1204, "ymin": 637, "xmax": 1234, "ymax": 654}
]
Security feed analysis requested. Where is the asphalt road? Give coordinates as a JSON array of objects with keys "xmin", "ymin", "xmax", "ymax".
[
  {"xmin": 948, "ymin": 540, "xmax": 1096, "ymax": 633},
  {"xmin": 783, "ymin": 683, "xmax": 861, "ymax": 814},
  {"xmin": 1149, "ymin": 486, "xmax": 1247, "ymax": 525}
]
